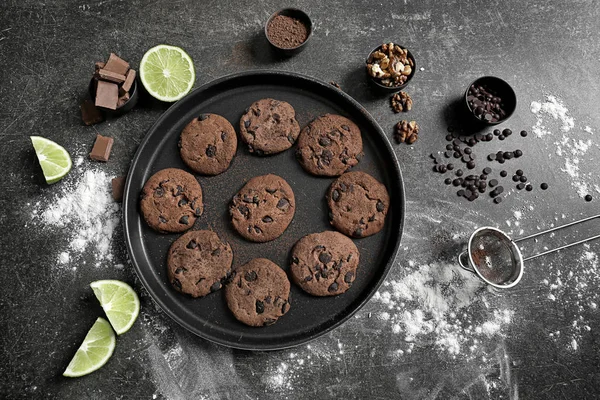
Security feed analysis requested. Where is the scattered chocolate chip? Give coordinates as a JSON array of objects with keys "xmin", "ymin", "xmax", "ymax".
[
  {"xmin": 354, "ymin": 227, "xmax": 363, "ymax": 237},
  {"xmin": 447, "ymin": 163, "xmax": 455, "ymax": 170},
  {"xmin": 179, "ymin": 215, "xmax": 189, "ymax": 225},
  {"xmin": 328, "ymin": 282, "xmax": 339, "ymax": 292},
  {"xmin": 445, "ymin": 178, "xmax": 452, "ymax": 185},
  {"xmin": 512, "ymin": 175, "xmax": 520, "ymax": 182},
  {"xmin": 517, "ymin": 183, "xmax": 525, "ymax": 190},
  {"xmin": 319, "ymin": 136, "xmax": 331, "ymax": 147},
  {"xmin": 520, "ymin": 176, "xmax": 528, "ymax": 183},
  {"xmin": 514, "ymin": 150, "xmax": 523, "ymax": 157},
  {"xmin": 526, "ymin": 184, "xmax": 533, "ymax": 191},
  {"xmin": 500, "ymin": 170, "xmax": 508, "ymax": 177},
  {"xmin": 186, "ymin": 240, "xmax": 198, "ymax": 249},
  {"xmin": 520, "ymin": 130, "xmax": 528, "ymax": 137},
  {"xmin": 195, "ymin": 207, "xmax": 202, "ymax": 217},
  {"xmin": 489, "ymin": 179, "xmax": 498, "ymax": 187},
  {"xmin": 498, "ymin": 135, "xmax": 505, "ymax": 140},
  {"xmin": 457, "ymin": 189, "xmax": 465, "ymax": 197},
  {"xmin": 210, "ymin": 281, "xmax": 221, "ymax": 292},
  {"xmin": 456, "ymin": 169, "xmax": 464, "ymax": 177},
  {"xmin": 483, "ymin": 167, "xmax": 492, "ymax": 175},
  {"xmin": 541, "ymin": 183, "xmax": 548, "ymax": 190},
  {"xmin": 586, "ymin": 195, "xmax": 593, "ymax": 202},
  {"xmin": 467, "ymin": 161, "xmax": 476, "ymax": 169},
  {"xmin": 178, "ymin": 198, "xmax": 188, "ymax": 207},
  {"xmin": 332, "ymin": 189, "xmax": 341, "ymax": 202},
  {"xmin": 494, "ymin": 197, "xmax": 502, "ymax": 204},
  {"xmin": 502, "ymin": 128, "xmax": 512, "ymax": 136}
]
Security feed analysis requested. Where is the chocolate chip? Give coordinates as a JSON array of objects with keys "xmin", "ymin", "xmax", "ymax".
[
  {"xmin": 517, "ymin": 183, "xmax": 525, "ymax": 190},
  {"xmin": 244, "ymin": 119, "xmax": 250, "ymax": 128},
  {"xmin": 255, "ymin": 300, "xmax": 265, "ymax": 314},
  {"xmin": 467, "ymin": 161, "xmax": 475, "ymax": 169},
  {"xmin": 447, "ymin": 163, "xmax": 455, "ymax": 170},
  {"xmin": 328, "ymin": 282, "xmax": 339, "ymax": 292},
  {"xmin": 277, "ymin": 198, "xmax": 290, "ymax": 210},
  {"xmin": 586, "ymin": 195, "xmax": 593, "ymax": 202},
  {"xmin": 344, "ymin": 272, "xmax": 354, "ymax": 283},
  {"xmin": 198, "ymin": 114, "xmax": 208, "ymax": 121},
  {"xmin": 500, "ymin": 170, "xmax": 508, "ymax": 177},
  {"xmin": 489, "ymin": 179, "xmax": 498, "ymax": 187},
  {"xmin": 319, "ymin": 252, "xmax": 332, "ymax": 263},
  {"xmin": 457, "ymin": 189, "xmax": 465, "ymax": 196},
  {"xmin": 186, "ymin": 240, "xmax": 198, "ymax": 249},
  {"xmin": 221, "ymin": 131, "xmax": 227, "ymax": 141},
  {"xmin": 254, "ymin": 226, "xmax": 262, "ymax": 234},
  {"xmin": 155, "ymin": 188, "xmax": 164, "ymax": 197},
  {"xmin": 159, "ymin": 216, "xmax": 167, "ymax": 223},
  {"xmin": 516, "ymin": 169, "xmax": 523, "ymax": 176},
  {"xmin": 493, "ymin": 129, "xmax": 501, "ymax": 136},
  {"xmin": 541, "ymin": 183, "xmax": 548, "ymax": 190},
  {"xmin": 483, "ymin": 167, "xmax": 492, "ymax": 175},
  {"xmin": 520, "ymin": 176, "xmax": 527, "ymax": 183},
  {"xmin": 205, "ymin": 145, "xmax": 216, "ymax": 157},
  {"xmin": 512, "ymin": 175, "xmax": 519, "ymax": 182},
  {"xmin": 376, "ymin": 200, "xmax": 385, "ymax": 212},
  {"xmin": 174, "ymin": 267, "xmax": 186, "ymax": 274},
  {"xmin": 502, "ymin": 128, "xmax": 512, "ymax": 136},
  {"xmin": 319, "ymin": 136, "xmax": 331, "ymax": 147},
  {"xmin": 526, "ymin": 184, "xmax": 533, "ymax": 191},
  {"xmin": 453, "ymin": 151, "xmax": 461, "ymax": 158},
  {"xmin": 282, "ymin": 302, "xmax": 289, "ymax": 314},
  {"xmin": 237, "ymin": 205, "xmax": 250, "ymax": 218},
  {"xmin": 494, "ymin": 197, "xmax": 503, "ymax": 204},
  {"xmin": 456, "ymin": 169, "xmax": 464, "ymax": 177},
  {"xmin": 179, "ymin": 215, "xmax": 189, "ymax": 225},
  {"xmin": 245, "ymin": 271, "xmax": 258, "ymax": 282},
  {"xmin": 514, "ymin": 150, "xmax": 523, "ymax": 157},
  {"xmin": 445, "ymin": 178, "xmax": 452, "ymax": 185},
  {"xmin": 172, "ymin": 278, "xmax": 182, "ymax": 290},
  {"xmin": 354, "ymin": 227, "xmax": 363, "ymax": 237},
  {"xmin": 178, "ymin": 198, "xmax": 188, "ymax": 207},
  {"xmin": 332, "ymin": 189, "xmax": 341, "ymax": 202},
  {"xmin": 498, "ymin": 135, "xmax": 505, "ymax": 140},
  {"xmin": 262, "ymin": 216, "xmax": 273, "ymax": 223},
  {"xmin": 195, "ymin": 207, "xmax": 202, "ymax": 217},
  {"xmin": 520, "ymin": 130, "xmax": 528, "ymax": 137},
  {"xmin": 209, "ymin": 281, "xmax": 221, "ymax": 292}
]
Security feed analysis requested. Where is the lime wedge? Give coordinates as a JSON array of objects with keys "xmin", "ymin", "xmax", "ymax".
[
  {"xmin": 90, "ymin": 280, "xmax": 140, "ymax": 335},
  {"xmin": 63, "ymin": 317, "xmax": 116, "ymax": 377},
  {"xmin": 139, "ymin": 44, "xmax": 195, "ymax": 102},
  {"xmin": 30, "ymin": 136, "xmax": 72, "ymax": 184}
]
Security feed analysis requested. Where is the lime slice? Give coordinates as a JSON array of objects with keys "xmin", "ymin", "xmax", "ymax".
[
  {"xmin": 90, "ymin": 280, "xmax": 140, "ymax": 335},
  {"xmin": 63, "ymin": 317, "xmax": 116, "ymax": 377},
  {"xmin": 139, "ymin": 44, "xmax": 195, "ymax": 102},
  {"xmin": 30, "ymin": 136, "xmax": 72, "ymax": 184}
]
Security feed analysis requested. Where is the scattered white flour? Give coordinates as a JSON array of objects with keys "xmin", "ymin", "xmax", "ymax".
[
  {"xmin": 33, "ymin": 169, "xmax": 120, "ymax": 269},
  {"xmin": 371, "ymin": 262, "xmax": 513, "ymax": 357},
  {"xmin": 530, "ymin": 95, "xmax": 597, "ymax": 198},
  {"xmin": 542, "ymin": 245, "xmax": 599, "ymax": 352}
]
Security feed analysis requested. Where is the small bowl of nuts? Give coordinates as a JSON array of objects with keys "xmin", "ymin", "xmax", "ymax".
[{"xmin": 366, "ymin": 43, "xmax": 416, "ymax": 91}]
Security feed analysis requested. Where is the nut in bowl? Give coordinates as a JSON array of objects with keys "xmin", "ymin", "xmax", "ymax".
[{"xmin": 366, "ymin": 43, "xmax": 416, "ymax": 90}]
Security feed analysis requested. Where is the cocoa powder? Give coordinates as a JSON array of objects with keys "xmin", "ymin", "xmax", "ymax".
[{"xmin": 267, "ymin": 15, "xmax": 308, "ymax": 49}]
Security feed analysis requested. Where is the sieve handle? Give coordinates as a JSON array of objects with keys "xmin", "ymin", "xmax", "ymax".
[
  {"xmin": 514, "ymin": 214, "xmax": 600, "ymax": 261},
  {"xmin": 458, "ymin": 250, "xmax": 475, "ymax": 272}
]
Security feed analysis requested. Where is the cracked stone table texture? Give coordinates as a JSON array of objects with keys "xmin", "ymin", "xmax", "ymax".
[{"xmin": 2, "ymin": 0, "xmax": 600, "ymax": 399}]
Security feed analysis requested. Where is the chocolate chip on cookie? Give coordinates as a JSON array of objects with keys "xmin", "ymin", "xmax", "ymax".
[
  {"xmin": 290, "ymin": 231, "xmax": 360, "ymax": 296},
  {"xmin": 326, "ymin": 171, "xmax": 389, "ymax": 238},
  {"xmin": 167, "ymin": 230, "xmax": 233, "ymax": 298},
  {"xmin": 140, "ymin": 168, "xmax": 203, "ymax": 233},
  {"xmin": 229, "ymin": 174, "xmax": 295, "ymax": 242},
  {"xmin": 225, "ymin": 258, "xmax": 291, "ymax": 327},
  {"xmin": 179, "ymin": 113, "xmax": 237, "ymax": 175},
  {"xmin": 296, "ymin": 114, "xmax": 363, "ymax": 176},
  {"xmin": 239, "ymin": 98, "xmax": 300, "ymax": 155}
]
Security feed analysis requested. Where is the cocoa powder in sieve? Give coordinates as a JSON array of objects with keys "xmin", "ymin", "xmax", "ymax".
[{"xmin": 267, "ymin": 15, "xmax": 308, "ymax": 49}]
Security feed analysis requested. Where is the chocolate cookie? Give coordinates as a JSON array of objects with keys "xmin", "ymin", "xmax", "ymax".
[
  {"xmin": 296, "ymin": 114, "xmax": 363, "ymax": 176},
  {"xmin": 140, "ymin": 168, "xmax": 203, "ymax": 233},
  {"xmin": 167, "ymin": 230, "xmax": 233, "ymax": 298},
  {"xmin": 225, "ymin": 258, "xmax": 291, "ymax": 327},
  {"xmin": 290, "ymin": 231, "xmax": 360, "ymax": 296},
  {"xmin": 239, "ymin": 98, "xmax": 300, "ymax": 155},
  {"xmin": 230, "ymin": 174, "xmax": 295, "ymax": 242},
  {"xmin": 326, "ymin": 171, "xmax": 390, "ymax": 238},
  {"xmin": 179, "ymin": 113, "xmax": 237, "ymax": 175}
]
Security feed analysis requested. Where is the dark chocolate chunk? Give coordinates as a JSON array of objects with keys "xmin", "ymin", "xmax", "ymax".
[
  {"xmin": 89, "ymin": 134, "xmax": 114, "ymax": 162},
  {"xmin": 179, "ymin": 215, "xmax": 189, "ymax": 225},
  {"xmin": 319, "ymin": 252, "xmax": 332, "ymax": 263},
  {"xmin": 245, "ymin": 270, "xmax": 258, "ymax": 282},
  {"xmin": 210, "ymin": 281, "xmax": 221, "ymax": 292},
  {"xmin": 205, "ymin": 145, "xmax": 216, "ymax": 157},
  {"xmin": 256, "ymin": 300, "xmax": 265, "ymax": 314}
]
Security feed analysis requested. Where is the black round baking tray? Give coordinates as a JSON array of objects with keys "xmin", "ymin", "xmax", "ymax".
[{"xmin": 123, "ymin": 70, "xmax": 405, "ymax": 351}]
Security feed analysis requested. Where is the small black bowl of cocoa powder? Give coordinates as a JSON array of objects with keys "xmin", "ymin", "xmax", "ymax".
[{"xmin": 265, "ymin": 8, "xmax": 312, "ymax": 56}]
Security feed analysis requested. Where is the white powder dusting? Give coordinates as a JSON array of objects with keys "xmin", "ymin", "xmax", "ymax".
[
  {"xmin": 33, "ymin": 169, "xmax": 120, "ymax": 269},
  {"xmin": 543, "ymin": 245, "xmax": 599, "ymax": 352},
  {"xmin": 372, "ymin": 262, "xmax": 513, "ymax": 357},
  {"xmin": 530, "ymin": 95, "xmax": 597, "ymax": 199}
]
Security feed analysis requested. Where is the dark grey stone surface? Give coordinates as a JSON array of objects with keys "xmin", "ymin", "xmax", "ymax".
[{"xmin": 1, "ymin": 0, "xmax": 600, "ymax": 399}]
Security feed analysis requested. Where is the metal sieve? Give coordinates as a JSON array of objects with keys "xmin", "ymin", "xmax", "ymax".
[{"xmin": 458, "ymin": 214, "xmax": 600, "ymax": 288}]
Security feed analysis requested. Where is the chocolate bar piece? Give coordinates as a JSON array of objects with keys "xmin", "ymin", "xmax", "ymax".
[
  {"xmin": 90, "ymin": 134, "xmax": 114, "ymax": 162},
  {"xmin": 98, "ymin": 69, "xmax": 126, "ymax": 84},
  {"xmin": 111, "ymin": 176, "xmax": 126, "ymax": 202},
  {"xmin": 121, "ymin": 69, "xmax": 136, "ymax": 92},
  {"xmin": 95, "ymin": 80, "xmax": 118, "ymax": 110},
  {"xmin": 80, "ymin": 98, "xmax": 104, "ymax": 126},
  {"xmin": 103, "ymin": 53, "xmax": 129, "ymax": 75},
  {"xmin": 117, "ymin": 92, "xmax": 130, "ymax": 108}
]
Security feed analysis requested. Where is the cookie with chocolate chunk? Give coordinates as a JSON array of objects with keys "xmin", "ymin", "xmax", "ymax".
[
  {"xmin": 229, "ymin": 174, "xmax": 295, "ymax": 242},
  {"xmin": 140, "ymin": 168, "xmax": 203, "ymax": 233},
  {"xmin": 296, "ymin": 114, "xmax": 363, "ymax": 176},
  {"xmin": 167, "ymin": 230, "xmax": 233, "ymax": 298},
  {"xmin": 225, "ymin": 258, "xmax": 291, "ymax": 327},
  {"xmin": 179, "ymin": 113, "xmax": 237, "ymax": 175},
  {"xmin": 239, "ymin": 98, "xmax": 300, "ymax": 155},
  {"xmin": 326, "ymin": 171, "xmax": 389, "ymax": 238},
  {"xmin": 290, "ymin": 231, "xmax": 360, "ymax": 296}
]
